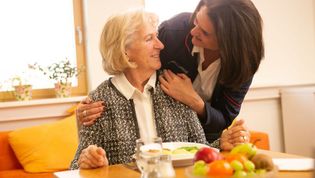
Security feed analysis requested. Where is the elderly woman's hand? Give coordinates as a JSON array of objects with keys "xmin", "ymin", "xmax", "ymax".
[
  {"xmin": 76, "ymin": 97, "xmax": 104, "ymax": 126},
  {"xmin": 220, "ymin": 119, "xmax": 250, "ymax": 151},
  {"xmin": 78, "ymin": 145, "xmax": 109, "ymax": 169}
]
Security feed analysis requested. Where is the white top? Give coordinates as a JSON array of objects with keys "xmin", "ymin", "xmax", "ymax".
[
  {"xmin": 192, "ymin": 46, "xmax": 221, "ymax": 101},
  {"xmin": 111, "ymin": 72, "xmax": 157, "ymax": 140}
]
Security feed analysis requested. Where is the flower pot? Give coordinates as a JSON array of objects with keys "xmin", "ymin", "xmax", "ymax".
[
  {"xmin": 54, "ymin": 82, "xmax": 72, "ymax": 98},
  {"xmin": 14, "ymin": 85, "xmax": 32, "ymax": 101}
]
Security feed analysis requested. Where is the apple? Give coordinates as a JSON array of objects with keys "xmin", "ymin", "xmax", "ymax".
[{"xmin": 193, "ymin": 147, "xmax": 222, "ymax": 163}]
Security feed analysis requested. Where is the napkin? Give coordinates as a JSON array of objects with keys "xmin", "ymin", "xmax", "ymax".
[
  {"xmin": 54, "ymin": 170, "xmax": 79, "ymax": 177},
  {"xmin": 272, "ymin": 158, "xmax": 314, "ymax": 171}
]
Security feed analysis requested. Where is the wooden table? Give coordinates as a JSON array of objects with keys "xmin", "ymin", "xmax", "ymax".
[{"xmin": 54, "ymin": 150, "xmax": 314, "ymax": 178}]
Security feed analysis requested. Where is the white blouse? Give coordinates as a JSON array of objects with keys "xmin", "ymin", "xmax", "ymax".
[
  {"xmin": 111, "ymin": 72, "xmax": 157, "ymax": 140},
  {"xmin": 192, "ymin": 46, "xmax": 221, "ymax": 101}
]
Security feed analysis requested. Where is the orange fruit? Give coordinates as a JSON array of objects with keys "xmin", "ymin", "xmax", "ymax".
[
  {"xmin": 207, "ymin": 160, "xmax": 233, "ymax": 177},
  {"xmin": 225, "ymin": 153, "xmax": 248, "ymax": 164}
]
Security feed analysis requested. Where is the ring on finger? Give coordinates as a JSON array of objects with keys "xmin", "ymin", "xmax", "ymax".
[
  {"xmin": 242, "ymin": 136, "xmax": 246, "ymax": 142},
  {"xmin": 83, "ymin": 110, "xmax": 87, "ymax": 117}
]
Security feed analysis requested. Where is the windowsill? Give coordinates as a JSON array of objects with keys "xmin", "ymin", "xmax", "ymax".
[
  {"xmin": 0, "ymin": 96, "xmax": 86, "ymax": 131},
  {"xmin": 0, "ymin": 96, "xmax": 86, "ymax": 109}
]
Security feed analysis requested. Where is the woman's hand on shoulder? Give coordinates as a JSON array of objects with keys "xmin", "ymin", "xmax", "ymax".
[
  {"xmin": 159, "ymin": 69, "xmax": 205, "ymax": 116},
  {"xmin": 76, "ymin": 97, "xmax": 105, "ymax": 126},
  {"xmin": 220, "ymin": 119, "xmax": 250, "ymax": 151},
  {"xmin": 78, "ymin": 145, "xmax": 109, "ymax": 169}
]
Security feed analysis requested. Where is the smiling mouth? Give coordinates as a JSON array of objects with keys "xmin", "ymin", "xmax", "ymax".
[
  {"xmin": 151, "ymin": 54, "xmax": 160, "ymax": 58},
  {"xmin": 192, "ymin": 36, "xmax": 202, "ymax": 41}
]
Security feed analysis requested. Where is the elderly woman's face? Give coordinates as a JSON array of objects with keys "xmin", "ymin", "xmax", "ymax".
[
  {"xmin": 125, "ymin": 21, "xmax": 164, "ymax": 72},
  {"xmin": 190, "ymin": 6, "xmax": 219, "ymax": 50}
]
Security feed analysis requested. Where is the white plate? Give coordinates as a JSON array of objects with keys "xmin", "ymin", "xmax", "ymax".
[{"xmin": 162, "ymin": 142, "xmax": 219, "ymax": 167}]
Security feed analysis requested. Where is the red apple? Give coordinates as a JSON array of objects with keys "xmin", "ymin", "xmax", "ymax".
[{"xmin": 193, "ymin": 147, "xmax": 222, "ymax": 163}]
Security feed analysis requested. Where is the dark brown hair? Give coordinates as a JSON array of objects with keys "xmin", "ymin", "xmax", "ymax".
[{"xmin": 191, "ymin": 0, "xmax": 264, "ymax": 89}]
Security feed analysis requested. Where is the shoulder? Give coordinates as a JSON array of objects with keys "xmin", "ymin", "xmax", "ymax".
[
  {"xmin": 158, "ymin": 12, "xmax": 192, "ymax": 37},
  {"xmin": 158, "ymin": 13, "xmax": 194, "ymax": 68},
  {"xmin": 154, "ymin": 79, "xmax": 194, "ymax": 113},
  {"xmin": 88, "ymin": 79, "xmax": 124, "ymax": 103},
  {"xmin": 214, "ymin": 77, "xmax": 252, "ymax": 98}
]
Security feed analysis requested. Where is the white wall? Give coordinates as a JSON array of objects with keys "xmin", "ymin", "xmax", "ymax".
[{"xmin": 251, "ymin": 0, "xmax": 315, "ymax": 87}]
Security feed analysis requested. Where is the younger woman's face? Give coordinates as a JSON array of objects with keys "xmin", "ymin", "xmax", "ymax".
[{"xmin": 190, "ymin": 6, "xmax": 219, "ymax": 50}]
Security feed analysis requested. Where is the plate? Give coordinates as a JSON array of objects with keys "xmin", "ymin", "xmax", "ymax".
[{"xmin": 162, "ymin": 142, "xmax": 218, "ymax": 167}]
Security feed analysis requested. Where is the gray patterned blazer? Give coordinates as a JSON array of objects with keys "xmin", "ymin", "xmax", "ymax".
[{"xmin": 70, "ymin": 75, "xmax": 220, "ymax": 169}]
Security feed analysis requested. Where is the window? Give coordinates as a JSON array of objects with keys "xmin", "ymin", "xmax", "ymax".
[
  {"xmin": 144, "ymin": 0, "xmax": 200, "ymax": 23},
  {"xmin": 0, "ymin": 0, "xmax": 87, "ymax": 101}
]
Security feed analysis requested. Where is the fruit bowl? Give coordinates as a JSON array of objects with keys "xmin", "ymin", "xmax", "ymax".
[{"xmin": 185, "ymin": 165, "xmax": 278, "ymax": 178}]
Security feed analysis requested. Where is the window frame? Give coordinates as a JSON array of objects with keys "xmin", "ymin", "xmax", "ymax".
[{"xmin": 0, "ymin": 0, "xmax": 87, "ymax": 101}]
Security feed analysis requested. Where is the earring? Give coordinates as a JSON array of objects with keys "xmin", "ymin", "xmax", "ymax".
[{"xmin": 125, "ymin": 53, "xmax": 131, "ymax": 62}]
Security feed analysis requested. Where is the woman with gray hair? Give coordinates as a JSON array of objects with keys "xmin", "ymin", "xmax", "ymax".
[{"xmin": 70, "ymin": 10, "xmax": 246, "ymax": 169}]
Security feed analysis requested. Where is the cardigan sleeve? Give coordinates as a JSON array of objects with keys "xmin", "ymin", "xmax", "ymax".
[
  {"xmin": 201, "ymin": 78, "xmax": 252, "ymax": 142},
  {"xmin": 70, "ymin": 120, "xmax": 105, "ymax": 170},
  {"xmin": 70, "ymin": 91, "xmax": 106, "ymax": 170},
  {"xmin": 183, "ymin": 106, "xmax": 221, "ymax": 150},
  {"xmin": 182, "ymin": 106, "xmax": 208, "ymax": 145}
]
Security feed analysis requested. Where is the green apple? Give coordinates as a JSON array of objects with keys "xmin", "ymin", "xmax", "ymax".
[{"xmin": 230, "ymin": 143, "xmax": 257, "ymax": 159}]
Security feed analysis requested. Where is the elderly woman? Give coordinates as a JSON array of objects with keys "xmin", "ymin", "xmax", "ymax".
[{"xmin": 70, "ymin": 10, "xmax": 247, "ymax": 170}]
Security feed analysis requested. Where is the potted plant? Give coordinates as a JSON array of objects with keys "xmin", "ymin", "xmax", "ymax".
[
  {"xmin": 10, "ymin": 75, "xmax": 32, "ymax": 101},
  {"xmin": 29, "ymin": 58, "xmax": 84, "ymax": 98}
]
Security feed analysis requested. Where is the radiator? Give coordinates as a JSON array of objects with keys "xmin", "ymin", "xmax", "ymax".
[{"xmin": 280, "ymin": 87, "xmax": 315, "ymax": 157}]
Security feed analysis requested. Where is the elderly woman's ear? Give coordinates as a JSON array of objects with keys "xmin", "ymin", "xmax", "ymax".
[{"xmin": 124, "ymin": 52, "xmax": 131, "ymax": 62}]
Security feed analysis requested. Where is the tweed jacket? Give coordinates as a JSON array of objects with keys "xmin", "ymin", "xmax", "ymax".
[{"xmin": 70, "ymin": 75, "xmax": 220, "ymax": 169}]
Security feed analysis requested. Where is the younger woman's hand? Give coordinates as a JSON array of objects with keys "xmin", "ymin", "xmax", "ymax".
[
  {"xmin": 220, "ymin": 119, "xmax": 250, "ymax": 151},
  {"xmin": 159, "ymin": 70, "xmax": 205, "ymax": 116},
  {"xmin": 76, "ymin": 97, "xmax": 105, "ymax": 126}
]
